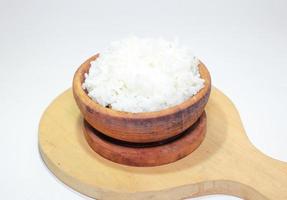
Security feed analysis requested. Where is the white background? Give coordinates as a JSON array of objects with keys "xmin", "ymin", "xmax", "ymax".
[{"xmin": 0, "ymin": 0, "xmax": 286, "ymax": 199}]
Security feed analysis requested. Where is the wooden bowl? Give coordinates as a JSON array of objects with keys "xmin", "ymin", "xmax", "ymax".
[
  {"xmin": 83, "ymin": 112, "xmax": 207, "ymax": 167},
  {"xmin": 73, "ymin": 54, "xmax": 211, "ymax": 143}
]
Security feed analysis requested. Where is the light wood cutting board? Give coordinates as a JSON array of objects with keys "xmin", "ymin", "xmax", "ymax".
[{"xmin": 38, "ymin": 87, "xmax": 287, "ymax": 200}]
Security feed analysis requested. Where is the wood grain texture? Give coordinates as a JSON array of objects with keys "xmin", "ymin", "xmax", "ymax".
[
  {"xmin": 39, "ymin": 88, "xmax": 287, "ymax": 200},
  {"xmin": 73, "ymin": 55, "xmax": 211, "ymax": 143},
  {"xmin": 83, "ymin": 112, "xmax": 206, "ymax": 167}
]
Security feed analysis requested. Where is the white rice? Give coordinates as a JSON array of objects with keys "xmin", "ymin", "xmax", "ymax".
[{"xmin": 82, "ymin": 37, "xmax": 205, "ymax": 113}]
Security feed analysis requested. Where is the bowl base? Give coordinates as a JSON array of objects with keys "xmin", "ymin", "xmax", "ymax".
[{"xmin": 83, "ymin": 112, "xmax": 207, "ymax": 167}]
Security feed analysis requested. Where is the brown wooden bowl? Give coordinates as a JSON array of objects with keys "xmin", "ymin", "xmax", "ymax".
[
  {"xmin": 83, "ymin": 112, "xmax": 207, "ymax": 167},
  {"xmin": 73, "ymin": 54, "xmax": 211, "ymax": 143}
]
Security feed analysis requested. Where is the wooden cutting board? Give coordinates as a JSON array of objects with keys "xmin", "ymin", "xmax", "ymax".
[{"xmin": 38, "ymin": 87, "xmax": 287, "ymax": 200}]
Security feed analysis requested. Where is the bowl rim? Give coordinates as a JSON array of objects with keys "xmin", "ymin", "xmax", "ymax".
[{"xmin": 73, "ymin": 54, "xmax": 211, "ymax": 119}]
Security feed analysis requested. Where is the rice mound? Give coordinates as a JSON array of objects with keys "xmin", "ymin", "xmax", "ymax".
[{"xmin": 82, "ymin": 37, "xmax": 205, "ymax": 113}]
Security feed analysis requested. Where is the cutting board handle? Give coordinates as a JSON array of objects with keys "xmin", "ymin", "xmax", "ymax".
[{"xmin": 243, "ymin": 148, "xmax": 287, "ymax": 200}]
